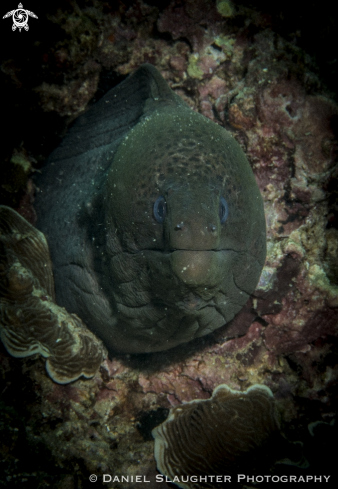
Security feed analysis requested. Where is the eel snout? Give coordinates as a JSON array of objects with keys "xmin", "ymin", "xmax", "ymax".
[{"xmin": 170, "ymin": 249, "xmax": 226, "ymax": 287}]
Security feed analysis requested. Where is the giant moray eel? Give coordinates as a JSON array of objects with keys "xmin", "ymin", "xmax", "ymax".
[{"xmin": 34, "ymin": 64, "xmax": 266, "ymax": 354}]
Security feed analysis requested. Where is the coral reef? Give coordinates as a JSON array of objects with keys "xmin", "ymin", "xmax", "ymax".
[{"xmin": 1, "ymin": 0, "xmax": 337, "ymax": 487}]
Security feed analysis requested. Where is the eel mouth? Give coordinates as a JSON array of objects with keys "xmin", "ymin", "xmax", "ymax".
[
  {"xmin": 180, "ymin": 293, "xmax": 202, "ymax": 311},
  {"xmin": 175, "ymin": 292, "xmax": 214, "ymax": 313}
]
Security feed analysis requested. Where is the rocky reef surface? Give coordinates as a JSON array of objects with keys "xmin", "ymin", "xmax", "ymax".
[{"xmin": 1, "ymin": 1, "xmax": 337, "ymax": 488}]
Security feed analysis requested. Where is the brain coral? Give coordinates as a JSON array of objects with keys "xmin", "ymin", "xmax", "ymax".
[
  {"xmin": 0, "ymin": 206, "xmax": 106, "ymax": 384},
  {"xmin": 152, "ymin": 384, "xmax": 289, "ymax": 488}
]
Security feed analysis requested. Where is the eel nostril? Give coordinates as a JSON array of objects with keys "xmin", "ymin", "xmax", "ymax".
[
  {"xmin": 174, "ymin": 222, "xmax": 185, "ymax": 231},
  {"xmin": 209, "ymin": 224, "xmax": 217, "ymax": 233}
]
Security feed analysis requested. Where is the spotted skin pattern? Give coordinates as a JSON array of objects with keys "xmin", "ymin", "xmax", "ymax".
[{"xmin": 35, "ymin": 65, "xmax": 266, "ymax": 353}]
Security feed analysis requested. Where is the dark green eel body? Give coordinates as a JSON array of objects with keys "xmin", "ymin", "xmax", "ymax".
[{"xmin": 34, "ymin": 64, "xmax": 266, "ymax": 354}]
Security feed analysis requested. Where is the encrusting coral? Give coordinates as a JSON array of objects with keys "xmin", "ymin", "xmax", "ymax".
[
  {"xmin": 0, "ymin": 206, "xmax": 106, "ymax": 384},
  {"xmin": 152, "ymin": 384, "xmax": 296, "ymax": 488}
]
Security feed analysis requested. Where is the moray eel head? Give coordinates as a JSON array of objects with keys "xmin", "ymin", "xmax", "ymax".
[
  {"xmin": 35, "ymin": 65, "xmax": 266, "ymax": 354},
  {"xmin": 97, "ymin": 105, "xmax": 265, "ymax": 352}
]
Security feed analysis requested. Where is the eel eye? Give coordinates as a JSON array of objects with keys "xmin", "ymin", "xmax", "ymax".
[
  {"xmin": 153, "ymin": 196, "xmax": 167, "ymax": 223},
  {"xmin": 219, "ymin": 197, "xmax": 229, "ymax": 224}
]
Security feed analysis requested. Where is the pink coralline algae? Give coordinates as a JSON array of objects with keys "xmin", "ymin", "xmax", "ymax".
[
  {"xmin": 158, "ymin": 0, "xmax": 223, "ymax": 52},
  {"xmin": 1, "ymin": 0, "xmax": 337, "ymax": 487}
]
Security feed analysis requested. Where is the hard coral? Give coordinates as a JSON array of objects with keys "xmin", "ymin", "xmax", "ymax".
[
  {"xmin": 152, "ymin": 384, "xmax": 292, "ymax": 488},
  {"xmin": 0, "ymin": 206, "xmax": 106, "ymax": 384}
]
